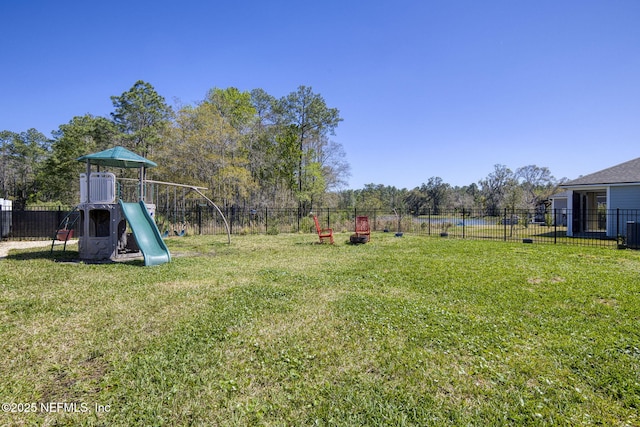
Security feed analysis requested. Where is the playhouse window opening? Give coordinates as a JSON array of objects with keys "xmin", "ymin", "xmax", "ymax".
[{"xmin": 89, "ymin": 209, "xmax": 111, "ymax": 237}]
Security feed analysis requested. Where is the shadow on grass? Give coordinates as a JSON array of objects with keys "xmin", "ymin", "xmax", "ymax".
[
  {"xmin": 293, "ymin": 241, "xmax": 332, "ymax": 246},
  {"xmin": 532, "ymin": 230, "xmax": 568, "ymax": 238},
  {"xmin": 533, "ymin": 230, "xmax": 615, "ymax": 241},
  {"xmin": 5, "ymin": 248, "xmax": 78, "ymax": 262},
  {"xmin": 6, "ymin": 249, "xmax": 146, "ymax": 266}
]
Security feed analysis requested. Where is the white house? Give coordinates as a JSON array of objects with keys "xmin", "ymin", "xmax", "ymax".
[{"xmin": 560, "ymin": 157, "xmax": 640, "ymax": 238}]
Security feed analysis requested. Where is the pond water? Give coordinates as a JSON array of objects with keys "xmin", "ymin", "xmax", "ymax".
[
  {"xmin": 415, "ymin": 217, "xmax": 494, "ymax": 226},
  {"xmin": 378, "ymin": 215, "xmax": 496, "ymax": 226}
]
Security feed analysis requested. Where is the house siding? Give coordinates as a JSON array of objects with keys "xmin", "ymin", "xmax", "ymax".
[
  {"xmin": 608, "ymin": 186, "xmax": 640, "ymax": 237},
  {"xmin": 610, "ymin": 185, "xmax": 640, "ymax": 210},
  {"xmin": 550, "ymin": 197, "xmax": 567, "ymax": 226}
]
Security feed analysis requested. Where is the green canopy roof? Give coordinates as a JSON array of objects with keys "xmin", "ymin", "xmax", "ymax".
[{"xmin": 77, "ymin": 146, "xmax": 157, "ymax": 168}]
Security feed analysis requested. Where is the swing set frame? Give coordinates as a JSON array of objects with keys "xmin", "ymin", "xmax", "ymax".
[{"xmin": 119, "ymin": 178, "xmax": 231, "ymax": 244}]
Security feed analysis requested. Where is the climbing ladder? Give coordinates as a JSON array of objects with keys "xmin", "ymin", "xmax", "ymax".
[{"xmin": 50, "ymin": 206, "xmax": 81, "ymax": 254}]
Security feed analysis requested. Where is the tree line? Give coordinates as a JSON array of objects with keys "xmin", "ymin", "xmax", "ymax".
[
  {"xmin": 1, "ymin": 80, "xmax": 563, "ymax": 213},
  {"xmin": 337, "ymin": 163, "xmax": 564, "ymax": 215},
  {"xmin": 1, "ymin": 81, "xmax": 346, "ymax": 210}
]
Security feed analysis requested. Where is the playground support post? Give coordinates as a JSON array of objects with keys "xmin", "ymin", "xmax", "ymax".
[{"xmin": 190, "ymin": 188, "xmax": 231, "ymax": 244}]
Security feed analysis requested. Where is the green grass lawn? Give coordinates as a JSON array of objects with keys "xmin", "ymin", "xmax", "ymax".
[{"xmin": 1, "ymin": 233, "xmax": 639, "ymax": 426}]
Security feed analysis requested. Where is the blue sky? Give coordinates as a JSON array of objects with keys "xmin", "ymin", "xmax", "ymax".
[{"xmin": 2, "ymin": 0, "xmax": 639, "ymax": 190}]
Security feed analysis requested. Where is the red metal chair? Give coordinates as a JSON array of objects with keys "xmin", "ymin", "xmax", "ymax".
[
  {"xmin": 313, "ymin": 215, "xmax": 334, "ymax": 244},
  {"xmin": 351, "ymin": 216, "xmax": 370, "ymax": 243}
]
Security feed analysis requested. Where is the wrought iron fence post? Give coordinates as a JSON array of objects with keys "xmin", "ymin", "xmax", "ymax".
[
  {"xmin": 327, "ymin": 207, "xmax": 330, "ymax": 229},
  {"xmin": 462, "ymin": 208, "xmax": 465, "ymax": 239},
  {"xmin": 503, "ymin": 208, "xmax": 507, "ymax": 241},
  {"xmin": 57, "ymin": 206, "xmax": 62, "ymax": 232},
  {"xmin": 617, "ymin": 208, "xmax": 620, "ymax": 239},
  {"xmin": 428, "ymin": 208, "xmax": 431, "ymax": 236},
  {"xmin": 554, "ymin": 208, "xmax": 557, "ymax": 244},
  {"xmin": 265, "ymin": 207, "xmax": 268, "ymax": 234}
]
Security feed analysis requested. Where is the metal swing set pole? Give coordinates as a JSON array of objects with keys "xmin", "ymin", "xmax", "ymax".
[{"xmin": 118, "ymin": 178, "xmax": 231, "ymax": 244}]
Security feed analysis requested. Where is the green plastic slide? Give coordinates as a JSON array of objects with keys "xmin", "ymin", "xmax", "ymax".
[{"xmin": 119, "ymin": 200, "xmax": 171, "ymax": 266}]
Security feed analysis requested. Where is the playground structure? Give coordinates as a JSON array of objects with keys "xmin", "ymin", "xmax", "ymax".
[
  {"xmin": 53, "ymin": 146, "xmax": 229, "ymax": 266},
  {"xmin": 118, "ymin": 178, "xmax": 230, "ymax": 242}
]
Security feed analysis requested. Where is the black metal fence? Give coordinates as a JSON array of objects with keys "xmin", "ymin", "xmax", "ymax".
[
  {"xmin": 1, "ymin": 206, "xmax": 75, "ymax": 241},
  {"xmin": 4, "ymin": 204, "xmax": 640, "ymax": 249}
]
